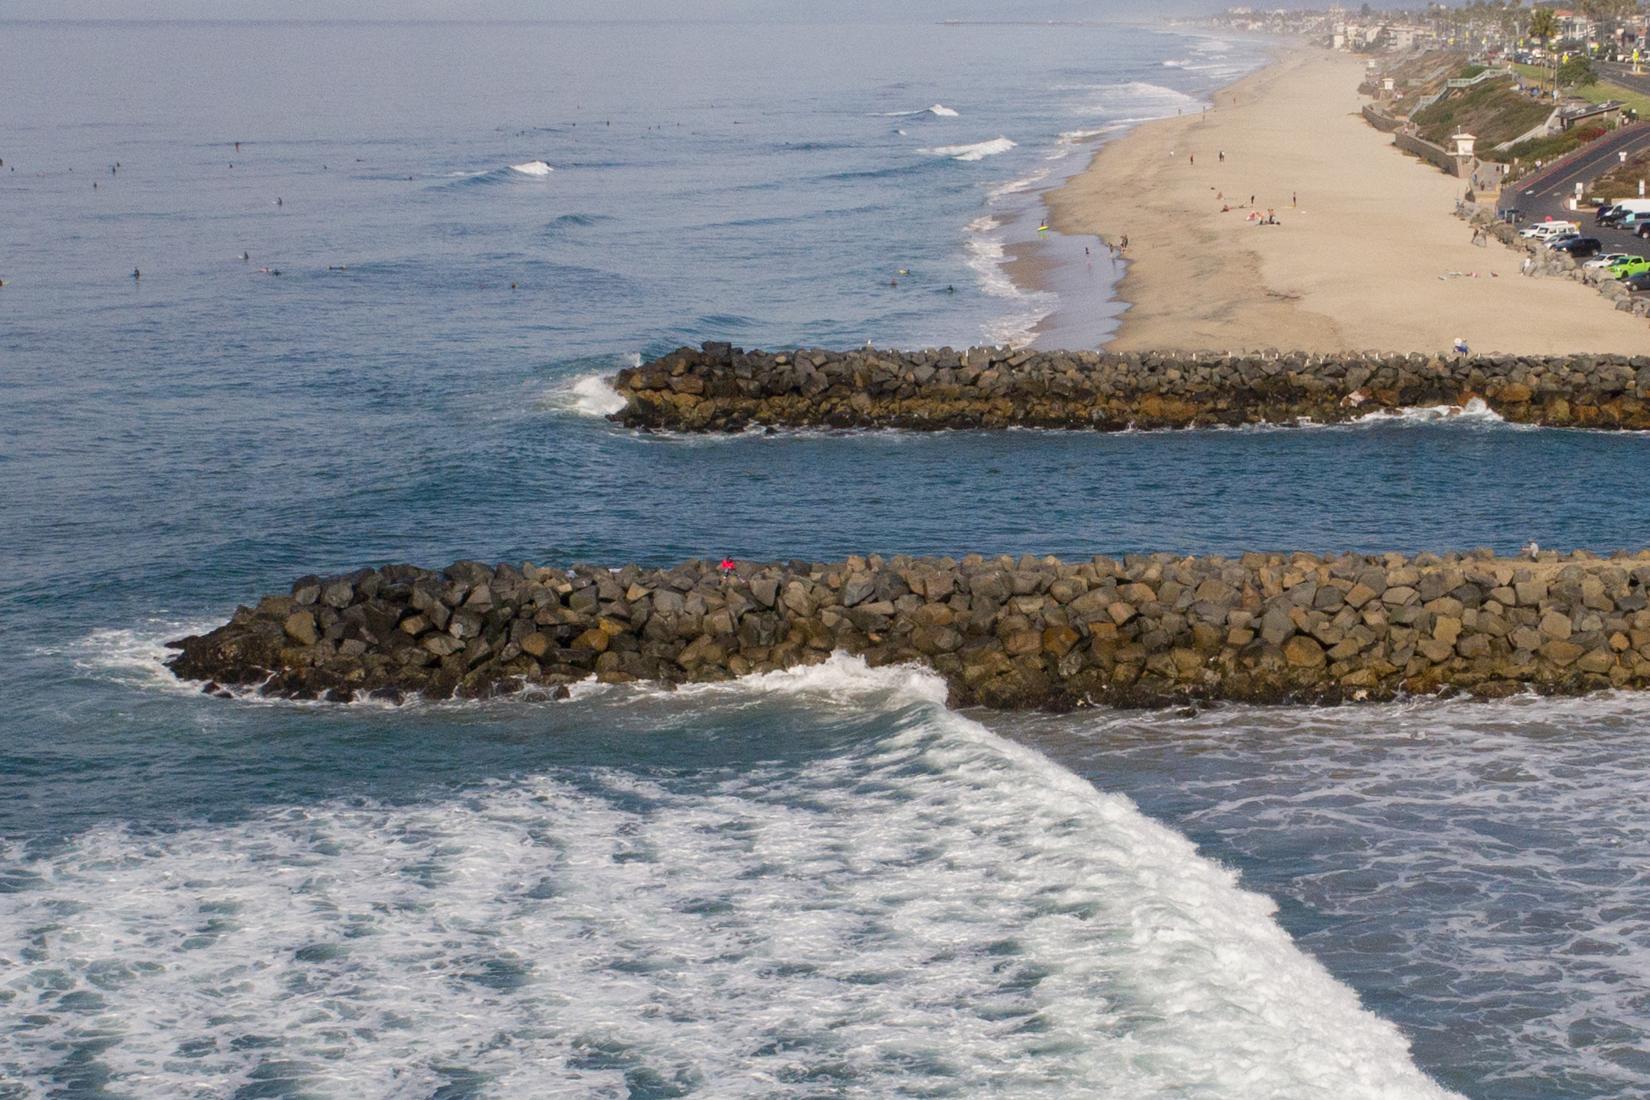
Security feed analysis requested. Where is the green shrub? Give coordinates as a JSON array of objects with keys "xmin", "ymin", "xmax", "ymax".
[{"xmin": 1503, "ymin": 125, "xmax": 1607, "ymax": 168}]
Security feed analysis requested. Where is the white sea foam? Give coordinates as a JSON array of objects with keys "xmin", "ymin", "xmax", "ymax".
[
  {"xmin": 1058, "ymin": 125, "xmax": 1122, "ymax": 144},
  {"xmin": 987, "ymin": 167, "xmax": 1050, "ymax": 201},
  {"xmin": 0, "ymin": 654, "xmax": 1459, "ymax": 1098},
  {"xmin": 70, "ymin": 623, "xmax": 225, "ymax": 698},
  {"xmin": 1007, "ymin": 688, "xmax": 1650, "ymax": 1095},
  {"xmin": 536, "ymin": 371, "xmax": 629, "ymax": 419},
  {"xmin": 510, "ymin": 159, "xmax": 554, "ymax": 176},
  {"xmin": 1353, "ymin": 396, "xmax": 1507, "ymax": 425},
  {"xmin": 963, "ymin": 223, "xmax": 1055, "ymax": 349},
  {"xmin": 1071, "ymin": 81, "xmax": 1204, "ymax": 122},
  {"xmin": 67, "ymin": 624, "xmax": 438, "ymax": 709},
  {"xmin": 880, "ymin": 103, "xmax": 959, "ymax": 118},
  {"xmin": 920, "ymin": 136, "xmax": 1016, "ymax": 161}
]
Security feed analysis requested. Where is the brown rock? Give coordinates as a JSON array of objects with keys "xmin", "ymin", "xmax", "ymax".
[
  {"xmin": 1283, "ymin": 635, "xmax": 1326, "ymax": 668},
  {"xmin": 1576, "ymin": 648, "xmax": 1616, "ymax": 674},
  {"xmin": 574, "ymin": 628, "xmax": 611, "ymax": 653},
  {"xmin": 1004, "ymin": 630, "xmax": 1043, "ymax": 656},
  {"xmin": 283, "ymin": 611, "xmax": 319, "ymax": 647},
  {"xmin": 1042, "ymin": 626, "xmax": 1081, "ymax": 658},
  {"xmin": 1539, "ymin": 612, "xmax": 1573, "ymax": 641},
  {"xmin": 1540, "ymin": 639, "xmax": 1585, "ymax": 666},
  {"xmin": 1417, "ymin": 638, "xmax": 1454, "ymax": 663}
]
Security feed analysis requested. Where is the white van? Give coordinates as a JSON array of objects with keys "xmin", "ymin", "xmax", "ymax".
[{"xmin": 1519, "ymin": 221, "xmax": 1579, "ymax": 240}]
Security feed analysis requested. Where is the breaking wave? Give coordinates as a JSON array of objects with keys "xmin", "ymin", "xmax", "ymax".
[
  {"xmin": 880, "ymin": 103, "xmax": 960, "ymax": 118},
  {"xmin": 920, "ymin": 137, "xmax": 1017, "ymax": 161},
  {"xmin": 0, "ymin": 656, "xmax": 1459, "ymax": 1098}
]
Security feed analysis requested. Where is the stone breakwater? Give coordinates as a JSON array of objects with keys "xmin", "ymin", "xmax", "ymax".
[
  {"xmin": 607, "ymin": 343, "xmax": 1650, "ymax": 431},
  {"xmin": 169, "ymin": 550, "xmax": 1650, "ymax": 710}
]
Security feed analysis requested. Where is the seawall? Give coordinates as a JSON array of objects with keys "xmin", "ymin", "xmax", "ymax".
[
  {"xmin": 169, "ymin": 549, "xmax": 1650, "ymax": 710},
  {"xmin": 607, "ymin": 344, "xmax": 1650, "ymax": 431}
]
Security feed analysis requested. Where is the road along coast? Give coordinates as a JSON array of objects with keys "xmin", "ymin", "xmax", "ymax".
[
  {"xmin": 607, "ymin": 343, "xmax": 1650, "ymax": 431},
  {"xmin": 1041, "ymin": 45, "xmax": 1650, "ymax": 353},
  {"xmin": 171, "ymin": 549, "xmax": 1650, "ymax": 711}
]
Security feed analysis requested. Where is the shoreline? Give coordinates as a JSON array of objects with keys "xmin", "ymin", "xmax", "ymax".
[
  {"xmin": 1022, "ymin": 38, "xmax": 1287, "ymax": 349},
  {"xmin": 1038, "ymin": 39, "xmax": 1650, "ymax": 353}
]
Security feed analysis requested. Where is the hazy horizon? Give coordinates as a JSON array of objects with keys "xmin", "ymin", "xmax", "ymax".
[{"xmin": 3, "ymin": 0, "xmax": 1230, "ymax": 21}]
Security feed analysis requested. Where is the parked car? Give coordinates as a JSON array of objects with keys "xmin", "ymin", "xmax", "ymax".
[
  {"xmin": 1610, "ymin": 199, "xmax": 1650, "ymax": 221},
  {"xmin": 1550, "ymin": 236, "xmax": 1604, "ymax": 257},
  {"xmin": 1609, "ymin": 256, "xmax": 1650, "ymax": 278},
  {"xmin": 1519, "ymin": 221, "xmax": 1580, "ymax": 241},
  {"xmin": 1585, "ymin": 252, "xmax": 1634, "ymax": 270},
  {"xmin": 1622, "ymin": 272, "xmax": 1650, "ymax": 292}
]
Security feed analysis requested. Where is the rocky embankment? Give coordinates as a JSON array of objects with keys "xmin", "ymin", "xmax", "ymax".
[
  {"xmin": 607, "ymin": 343, "xmax": 1650, "ymax": 432},
  {"xmin": 169, "ymin": 550, "xmax": 1650, "ymax": 709}
]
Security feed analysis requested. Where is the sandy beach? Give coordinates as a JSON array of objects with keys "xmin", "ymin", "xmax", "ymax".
[{"xmin": 1044, "ymin": 44, "xmax": 1649, "ymax": 354}]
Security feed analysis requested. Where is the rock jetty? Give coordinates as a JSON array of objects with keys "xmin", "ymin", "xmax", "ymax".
[
  {"xmin": 169, "ymin": 549, "xmax": 1650, "ymax": 709},
  {"xmin": 608, "ymin": 343, "xmax": 1650, "ymax": 431}
]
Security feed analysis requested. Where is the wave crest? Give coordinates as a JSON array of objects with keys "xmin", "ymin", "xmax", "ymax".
[{"xmin": 920, "ymin": 137, "xmax": 1016, "ymax": 161}]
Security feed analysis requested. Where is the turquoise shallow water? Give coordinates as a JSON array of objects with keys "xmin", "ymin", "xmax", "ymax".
[{"xmin": 3, "ymin": 14, "xmax": 1650, "ymax": 1099}]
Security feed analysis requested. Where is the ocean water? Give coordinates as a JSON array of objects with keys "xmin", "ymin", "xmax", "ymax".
[{"xmin": 4, "ymin": 14, "xmax": 1650, "ymax": 1100}]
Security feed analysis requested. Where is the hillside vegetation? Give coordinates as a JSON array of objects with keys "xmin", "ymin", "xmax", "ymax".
[
  {"xmin": 1588, "ymin": 148, "xmax": 1650, "ymax": 200},
  {"xmin": 1412, "ymin": 77, "xmax": 1552, "ymax": 148}
]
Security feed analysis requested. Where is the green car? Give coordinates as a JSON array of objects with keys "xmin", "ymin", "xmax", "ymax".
[{"xmin": 1609, "ymin": 256, "xmax": 1650, "ymax": 278}]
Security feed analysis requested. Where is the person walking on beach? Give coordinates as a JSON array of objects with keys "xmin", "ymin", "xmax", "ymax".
[
  {"xmin": 1218, "ymin": 150, "xmax": 1224, "ymax": 162},
  {"xmin": 1292, "ymin": 192, "xmax": 1297, "ymax": 208}
]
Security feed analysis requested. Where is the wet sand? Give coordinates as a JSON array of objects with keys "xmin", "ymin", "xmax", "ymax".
[{"xmin": 1043, "ymin": 44, "xmax": 1649, "ymax": 354}]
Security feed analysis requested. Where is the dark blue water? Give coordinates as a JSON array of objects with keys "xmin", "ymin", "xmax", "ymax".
[{"xmin": 4, "ymin": 15, "xmax": 1650, "ymax": 1100}]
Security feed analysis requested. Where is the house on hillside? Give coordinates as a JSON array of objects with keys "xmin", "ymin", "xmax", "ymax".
[{"xmin": 1552, "ymin": 9, "xmax": 1598, "ymax": 44}]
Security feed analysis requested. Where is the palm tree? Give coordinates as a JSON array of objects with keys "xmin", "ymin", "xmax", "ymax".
[
  {"xmin": 1528, "ymin": 6, "xmax": 1559, "ymax": 46},
  {"xmin": 1528, "ymin": 6, "xmax": 1561, "ymax": 97}
]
